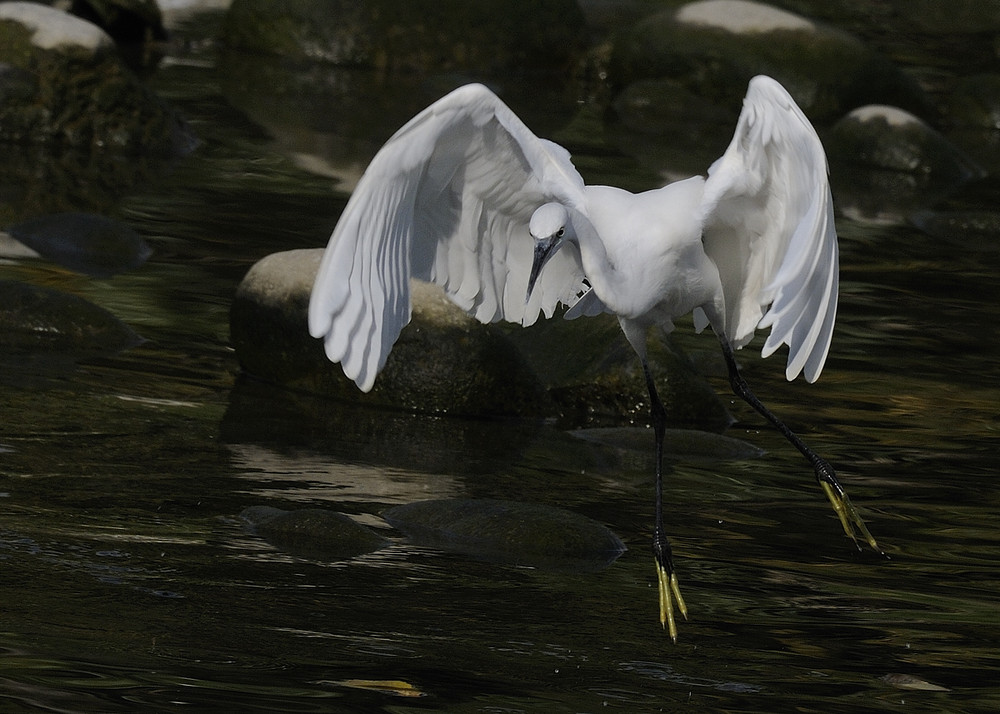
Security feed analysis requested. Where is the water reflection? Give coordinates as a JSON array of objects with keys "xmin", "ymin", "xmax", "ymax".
[
  {"xmin": 222, "ymin": 376, "xmax": 543, "ymax": 476},
  {"xmin": 230, "ymin": 442, "xmax": 463, "ymax": 504}
]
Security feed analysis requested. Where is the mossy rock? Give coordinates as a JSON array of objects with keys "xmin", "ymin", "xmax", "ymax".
[
  {"xmin": 221, "ymin": 0, "xmax": 587, "ymax": 73},
  {"xmin": 827, "ymin": 104, "xmax": 982, "ymax": 223},
  {"xmin": 830, "ymin": 105, "xmax": 981, "ymax": 178},
  {"xmin": 0, "ymin": 2, "xmax": 188, "ymax": 153},
  {"xmin": 230, "ymin": 249, "xmax": 551, "ymax": 417},
  {"xmin": 504, "ymin": 312, "xmax": 732, "ymax": 431},
  {"xmin": 830, "ymin": 106, "xmax": 977, "ymax": 176},
  {"xmin": 232, "ymin": 248, "xmax": 732, "ymax": 426},
  {"xmin": 608, "ymin": 0, "xmax": 930, "ymax": 121}
]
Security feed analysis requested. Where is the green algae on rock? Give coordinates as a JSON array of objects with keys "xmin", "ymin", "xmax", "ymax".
[{"xmin": 0, "ymin": 2, "xmax": 189, "ymax": 153}]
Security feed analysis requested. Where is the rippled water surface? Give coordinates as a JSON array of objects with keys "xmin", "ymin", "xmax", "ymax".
[{"xmin": 3, "ymin": 11, "xmax": 1000, "ymax": 714}]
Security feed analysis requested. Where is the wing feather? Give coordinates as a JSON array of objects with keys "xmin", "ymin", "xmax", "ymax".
[
  {"xmin": 308, "ymin": 84, "xmax": 589, "ymax": 391},
  {"xmin": 700, "ymin": 75, "xmax": 838, "ymax": 382}
]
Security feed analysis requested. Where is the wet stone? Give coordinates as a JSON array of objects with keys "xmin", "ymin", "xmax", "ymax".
[
  {"xmin": 569, "ymin": 427, "xmax": 764, "ymax": 462},
  {"xmin": 230, "ymin": 249, "xmax": 551, "ymax": 417},
  {"xmin": 609, "ymin": 0, "xmax": 930, "ymax": 121},
  {"xmin": 232, "ymin": 248, "xmax": 730, "ymax": 425},
  {"xmin": 0, "ymin": 280, "xmax": 142, "ymax": 354},
  {"xmin": 829, "ymin": 105, "xmax": 981, "ymax": 179},
  {"xmin": 7, "ymin": 212, "xmax": 151, "ymax": 277},
  {"xmin": 239, "ymin": 505, "xmax": 388, "ymax": 561},
  {"xmin": 0, "ymin": 2, "xmax": 189, "ymax": 153},
  {"xmin": 221, "ymin": 0, "xmax": 587, "ymax": 73},
  {"xmin": 504, "ymin": 312, "xmax": 732, "ymax": 431},
  {"xmin": 829, "ymin": 105, "xmax": 984, "ymax": 224},
  {"xmin": 382, "ymin": 498, "xmax": 627, "ymax": 572}
]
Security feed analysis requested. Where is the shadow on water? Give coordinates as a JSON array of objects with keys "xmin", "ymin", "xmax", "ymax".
[{"xmin": 2, "ymin": 5, "xmax": 1000, "ymax": 714}]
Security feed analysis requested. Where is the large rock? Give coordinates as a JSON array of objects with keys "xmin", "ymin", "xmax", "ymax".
[
  {"xmin": 830, "ymin": 105, "xmax": 980, "ymax": 177},
  {"xmin": 609, "ymin": 0, "xmax": 930, "ymax": 121},
  {"xmin": 231, "ymin": 248, "xmax": 732, "ymax": 427},
  {"xmin": 504, "ymin": 313, "xmax": 732, "ymax": 431},
  {"xmin": 0, "ymin": 2, "xmax": 188, "ymax": 153},
  {"xmin": 770, "ymin": 0, "xmax": 1000, "ymax": 33},
  {"xmin": 828, "ymin": 105, "xmax": 983, "ymax": 224},
  {"xmin": 220, "ymin": 0, "xmax": 587, "ymax": 73},
  {"xmin": 230, "ymin": 249, "xmax": 551, "ymax": 417}
]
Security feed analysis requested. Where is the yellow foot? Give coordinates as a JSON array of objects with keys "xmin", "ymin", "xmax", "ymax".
[
  {"xmin": 820, "ymin": 480, "xmax": 883, "ymax": 555},
  {"xmin": 656, "ymin": 559, "xmax": 688, "ymax": 642}
]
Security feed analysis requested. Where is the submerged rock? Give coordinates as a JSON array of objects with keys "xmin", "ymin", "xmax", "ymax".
[
  {"xmin": 609, "ymin": 0, "xmax": 929, "ymax": 121},
  {"xmin": 239, "ymin": 505, "xmax": 388, "ymax": 561},
  {"xmin": 7, "ymin": 212, "xmax": 151, "ymax": 277},
  {"xmin": 880, "ymin": 673, "xmax": 950, "ymax": 692},
  {"xmin": 0, "ymin": 2, "xmax": 189, "ymax": 153},
  {"xmin": 0, "ymin": 280, "xmax": 142, "ymax": 354},
  {"xmin": 569, "ymin": 427, "xmax": 764, "ymax": 462},
  {"xmin": 383, "ymin": 498, "xmax": 626, "ymax": 572}
]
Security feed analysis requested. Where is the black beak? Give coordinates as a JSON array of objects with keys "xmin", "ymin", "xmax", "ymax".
[{"xmin": 526, "ymin": 235, "xmax": 560, "ymax": 303}]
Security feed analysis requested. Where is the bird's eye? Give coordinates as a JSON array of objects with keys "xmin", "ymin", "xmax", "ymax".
[{"xmin": 556, "ymin": 228, "xmax": 565, "ymax": 237}]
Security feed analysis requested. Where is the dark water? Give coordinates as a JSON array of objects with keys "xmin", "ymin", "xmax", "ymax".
[{"xmin": 3, "ymin": 12, "xmax": 1000, "ymax": 714}]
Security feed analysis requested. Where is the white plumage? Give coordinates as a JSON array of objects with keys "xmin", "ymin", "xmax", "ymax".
[
  {"xmin": 308, "ymin": 76, "xmax": 878, "ymax": 641},
  {"xmin": 309, "ymin": 76, "xmax": 837, "ymax": 392}
]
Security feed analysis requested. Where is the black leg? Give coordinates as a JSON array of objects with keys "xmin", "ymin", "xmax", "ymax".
[
  {"xmin": 642, "ymin": 361, "xmax": 688, "ymax": 641},
  {"xmin": 718, "ymin": 338, "xmax": 882, "ymax": 554}
]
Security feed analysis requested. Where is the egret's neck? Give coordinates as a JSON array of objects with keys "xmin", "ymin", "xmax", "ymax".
[{"xmin": 566, "ymin": 207, "xmax": 618, "ymax": 294}]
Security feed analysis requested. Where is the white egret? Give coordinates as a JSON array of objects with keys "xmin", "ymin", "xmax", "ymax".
[{"xmin": 308, "ymin": 76, "xmax": 882, "ymax": 641}]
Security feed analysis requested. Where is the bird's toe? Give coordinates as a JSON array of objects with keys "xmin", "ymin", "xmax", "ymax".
[
  {"xmin": 820, "ymin": 480, "xmax": 883, "ymax": 555},
  {"xmin": 653, "ymin": 533, "xmax": 687, "ymax": 641}
]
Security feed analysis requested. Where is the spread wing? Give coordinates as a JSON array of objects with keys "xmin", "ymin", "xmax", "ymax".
[
  {"xmin": 697, "ymin": 75, "xmax": 838, "ymax": 382},
  {"xmin": 307, "ymin": 84, "xmax": 590, "ymax": 391}
]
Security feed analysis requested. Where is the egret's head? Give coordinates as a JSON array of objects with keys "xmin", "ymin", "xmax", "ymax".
[{"xmin": 527, "ymin": 203, "xmax": 570, "ymax": 302}]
